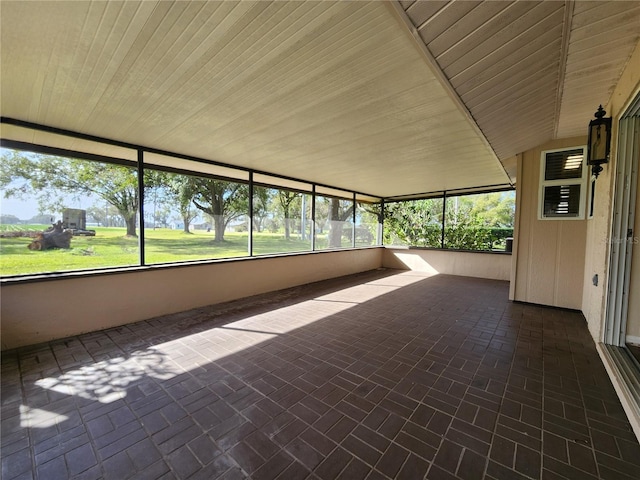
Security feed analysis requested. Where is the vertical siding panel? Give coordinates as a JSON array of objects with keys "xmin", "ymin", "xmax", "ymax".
[{"xmin": 514, "ymin": 137, "xmax": 588, "ymax": 308}]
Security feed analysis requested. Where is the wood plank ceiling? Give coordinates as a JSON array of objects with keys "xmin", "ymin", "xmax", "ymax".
[
  {"xmin": 1, "ymin": 1, "xmax": 639, "ymax": 198},
  {"xmin": 400, "ymin": 0, "xmax": 640, "ymax": 166}
]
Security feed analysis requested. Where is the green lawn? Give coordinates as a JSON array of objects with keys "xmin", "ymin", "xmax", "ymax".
[{"xmin": 0, "ymin": 226, "xmax": 326, "ymax": 276}]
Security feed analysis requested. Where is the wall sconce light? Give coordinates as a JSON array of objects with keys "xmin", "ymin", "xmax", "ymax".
[{"xmin": 587, "ymin": 105, "xmax": 612, "ymax": 178}]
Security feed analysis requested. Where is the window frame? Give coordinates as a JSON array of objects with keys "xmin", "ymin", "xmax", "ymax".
[
  {"xmin": 538, "ymin": 146, "xmax": 588, "ymax": 221},
  {"xmin": 0, "ymin": 136, "xmax": 382, "ymax": 280}
]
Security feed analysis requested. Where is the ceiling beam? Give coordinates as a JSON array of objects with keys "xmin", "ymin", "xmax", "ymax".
[{"xmin": 553, "ymin": 0, "xmax": 575, "ymax": 139}]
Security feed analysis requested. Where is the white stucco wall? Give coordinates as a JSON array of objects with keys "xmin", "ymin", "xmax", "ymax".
[{"xmin": 382, "ymin": 248, "xmax": 511, "ymax": 281}]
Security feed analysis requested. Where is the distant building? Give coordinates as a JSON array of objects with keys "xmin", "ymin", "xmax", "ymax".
[{"xmin": 62, "ymin": 209, "xmax": 86, "ymax": 230}]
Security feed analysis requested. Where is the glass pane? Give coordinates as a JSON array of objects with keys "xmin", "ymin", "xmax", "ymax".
[
  {"xmin": 444, "ymin": 191, "xmax": 516, "ymax": 251},
  {"xmin": 545, "ymin": 149, "xmax": 584, "ymax": 181},
  {"xmin": 143, "ymin": 170, "xmax": 249, "ymax": 264},
  {"xmin": 383, "ymin": 198, "xmax": 444, "ymax": 247},
  {"xmin": 315, "ymin": 195, "xmax": 354, "ymax": 250},
  {"xmin": 252, "ymin": 186, "xmax": 312, "ymax": 255},
  {"xmin": 1, "ymin": 148, "xmax": 139, "ymax": 275},
  {"xmin": 356, "ymin": 201, "xmax": 381, "ymax": 246},
  {"xmin": 543, "ymin": 185, "xmax": 581, "ymax": 218}
]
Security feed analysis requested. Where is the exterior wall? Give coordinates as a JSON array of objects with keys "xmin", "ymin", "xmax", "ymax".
[
  {"xmin": 512, "ymin": 137, "xmax": 588, "ymax": 310},
  {"xmin": 582, "ymin": 45, "xmax": 640, "ymax": 440},
  {"xmin": 382, "ymin": 248, "xmax": 511, "ymax": 281},
  {"xmin": 583, "ymin": 42, "xmax": 640, "ymax": 341},
  {"xmin": 0, "ymin": 248, "xmax": 383, "ymax": 350}
]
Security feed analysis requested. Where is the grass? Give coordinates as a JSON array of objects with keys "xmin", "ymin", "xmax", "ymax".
[
  {"xmin": 1, "ymin": 226, "xmax": 140, "ymax": 275},
  {"xmin": 0, "ymin": 226, "xmax": 344, "ymax": 276}
]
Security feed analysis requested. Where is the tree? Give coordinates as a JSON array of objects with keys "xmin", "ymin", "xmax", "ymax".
[
  {"xmin": 0, "ymin": 214, "xmax": 21, "ymax": 225},
  {"xmin": 253, "ymin": 187, "xmax": 273, "ymax": 233},
  {"xmin": 29, "ymin": 214, "xmax": 56, "ymax": 225},
  {"xmin": 327, "ymin": 198, "xmax": 354, "ymax": 248},
  {"xmin": 383, "ymin": 193, "xmax": 515, "ymax": 251},
  {"xmin": 86, "ymin": 204, "xmax": 122, "ymax": 227},
  {"xmin": 444, "ymin": 192, "xmax": 515, "ymax": 249},
  {"xmin": 384, "ymin": 199, "xmax": 443, "ymax": 247},
  {"xmin": 190, "ymin": 178, "xmax": 249, "ymax": 242},
  {"xmin": 354, "ymin": 202, "xmax": 381, "ymax": 245},
  {"xmin": 469, "ymin": 192, "xmax": 515, "ymax": 227},
  {"xmin": 144, "ymin": 171, "xmax": 199, "ymax": 233},
  {"xmin": 1, "ymin": 150, "xmax": 139, "ymax": 236},
  {"xmin": 175, "ymin": 179, "xmax": 199, "ymax": 233},
  {"xmin": 278, "ymin": 190, "xmax": 301, "ymax": 240}
]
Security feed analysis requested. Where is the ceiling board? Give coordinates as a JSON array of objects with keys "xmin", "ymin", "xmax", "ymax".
[
  {"xmin": 2, "ymin": 0, "xmax": 638, "ymax": 199},
  {"xmin": 401, "ymin": 0, "xmax": 640, "ymax": 165},
  {"xmin": 1, "ymin": 0, "xmax": 510, "ymax": 198},
  {"xmin": 556, "ymin": 1, "xmax": 640, "ymax": 138}
]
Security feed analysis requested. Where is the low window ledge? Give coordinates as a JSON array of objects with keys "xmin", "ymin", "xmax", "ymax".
[{"xmin": 384, "ymin": 245, "xmax": 512, "ymax": 255}]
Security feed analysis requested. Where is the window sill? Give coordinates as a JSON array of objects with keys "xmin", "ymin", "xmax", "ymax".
[{"xmin": 383, "ymin": 245, "xmax": 512, "ymax": 255}]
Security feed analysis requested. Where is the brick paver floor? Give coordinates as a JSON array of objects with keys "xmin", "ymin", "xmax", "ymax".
[{"xmin": 2, "ymin": 269, "xmax": 640, "ymax": 479}]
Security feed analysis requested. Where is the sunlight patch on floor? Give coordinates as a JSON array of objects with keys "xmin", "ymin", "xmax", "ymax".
[
  {"xmin": 35, "ymin": 350, "xmax": 180, "ymax": 403},
  {"xmin": 20, "ymin": 404, "xmax": 68, "ymax": 428},
  {"xmin": 33, "ymin": 273, "xmax": 431, "ymax": 405}
]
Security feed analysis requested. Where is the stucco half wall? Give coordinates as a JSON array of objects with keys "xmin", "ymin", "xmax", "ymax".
[
  {"xmin": 0, "ymin": 248, "xmax": 382, "ymax": 350},
  {"xmin": 382, "ymin": 247, "xmax": 511, "ymax": 281}
]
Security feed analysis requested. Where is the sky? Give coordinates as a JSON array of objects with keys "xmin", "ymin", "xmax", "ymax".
[
  {"xmin": 1, "ymin": 146, "xmax": 100, "ymax": 220},
  {"xmin": 0, "ymin": 191, "xmax": 99, "ymax": 221},
  {"xmin": 0, "ymin": 196, "xmax": 41, "ymax": 219}
]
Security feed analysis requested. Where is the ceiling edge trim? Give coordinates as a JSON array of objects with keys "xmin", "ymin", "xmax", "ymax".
[
  {"xmin": 385, "ymin": 0, "xmax": 513, "ymax": 186},
  {"xmin": 383, "ymin": 183, "xmax": 514, "ymax": 203},
  {"xmin": 553, "ymin": 0, "xmax": 575, "ymax": 140}
]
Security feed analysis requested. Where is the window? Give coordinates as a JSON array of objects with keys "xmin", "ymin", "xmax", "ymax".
[
  {"xmin": 314, "ymin": 188, "xmax": 354, "ymax": 250},
  {"xmin": 0, "ymin": 147, "xmax": 140, "ymax": 275},
  {"xmin": 143, "ymin": 153, "xmax": 250, "ymax": 263},
  {"xmin": 383, "ymin": 192, "xmax": 515, "ymax": 251},
  {"xmin": 384, "ymin": 198, "xmax": 444, "ymax": 248},
  {"xmin": 539, "ymin": 147, "xmax": 587, "ymax": 219},
  {"xmin": 444, "ymin": 191, "xmax": 515, "ymax": 251},
  {"xmin": 1, "ymin": 138, "xmax": 382, "ymax": 277},
  {"xmin": 143, "ymin": 170, "xmax": 251, "ymax": 264},
  {"xmin": 355, "ymin": 199, "xmax": 382, "ymax": 247},
  {"xmin": 252, "ymin": 181, "xmax": 312, "ymax": 255}
]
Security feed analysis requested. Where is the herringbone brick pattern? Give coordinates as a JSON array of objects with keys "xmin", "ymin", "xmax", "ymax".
[{"xmin": 2, "ymin": 270, "xmax": 639, "ymax": 479}]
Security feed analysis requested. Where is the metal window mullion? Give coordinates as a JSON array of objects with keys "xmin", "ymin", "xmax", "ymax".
[
  {"xmin": 441, "ymin": 192, "xmax": 447, "ymax": 249},
  {"xmin": 311, "ymin": 185, "xmax": 316, "ymax": 251},
  {"xmin": 379, "ymin": 199, "xmax": 385, "ymax": 246},
  {"xmin": 352, "ymin": 193, "xmax": 356, "ymax": 248},
  {"xmin": 138, "ymin": 150, "xmax": 145, "ymax": 267},
  {"xmin": 248, "ymin": 172, "xmax": 254, "ymax": 257}
]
